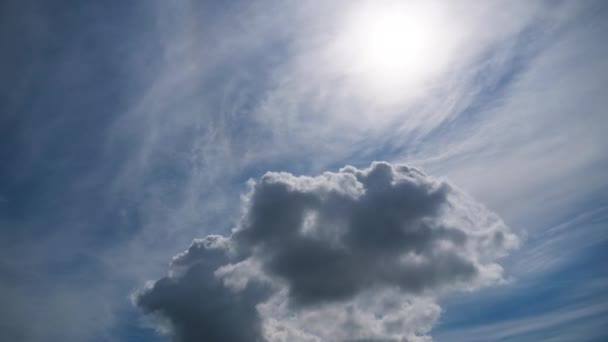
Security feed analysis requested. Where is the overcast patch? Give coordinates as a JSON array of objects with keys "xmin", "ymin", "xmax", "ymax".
[{"xmin": 135, "ymin": 162, "xmax": 518, "ymax": 341}]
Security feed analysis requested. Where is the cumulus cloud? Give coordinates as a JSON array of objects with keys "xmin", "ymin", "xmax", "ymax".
[
  {"xmin": 135, "ymin": 235, "xmax": 270, "ymax": 342},
  {"xmin": 135, "ymin": 162, "xmax": 518, "ymax": 341}
]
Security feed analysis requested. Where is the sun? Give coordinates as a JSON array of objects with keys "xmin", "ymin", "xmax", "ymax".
[
  {"xmin": 357, "ymin": 9, "xmax": 429, "ymax": 75},
  {"xmin": 331, "ymin": 1, "xmax": 453, "ymax": 103}
]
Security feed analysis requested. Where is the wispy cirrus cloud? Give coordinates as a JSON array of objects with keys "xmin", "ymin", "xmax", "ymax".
[{"xmin": 434, "ymin": 294, "xmax": 608, "ymax": 342}]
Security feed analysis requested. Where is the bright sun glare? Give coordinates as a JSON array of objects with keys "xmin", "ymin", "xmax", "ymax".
[
  {"xmin": 356, "ymin": 9, "xmax": 430, "ymax": 74},
  {"xmin": 333, "ymin": 1, "xmax": 454, "ymax": 103}
]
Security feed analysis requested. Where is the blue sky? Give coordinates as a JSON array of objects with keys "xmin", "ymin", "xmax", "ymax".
[{"xmin": 1, "ymin": 1, "xmax": 607, "ymax": 341}]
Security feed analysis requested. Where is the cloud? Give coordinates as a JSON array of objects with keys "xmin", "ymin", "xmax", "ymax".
[
  {"xmin": 248, "ymin": 0, "xmax": 550, "ymax": 167},
  {"xmin": 408, "ymin": 1, "xmax": 608, "ymax": 222},
  {"xmin": 136, "ymin": 249, "xmax": 271, "ymax": 342},
  {"xmin": 135, "ymin": 162, "xmax": 518, "ymax": 341}
]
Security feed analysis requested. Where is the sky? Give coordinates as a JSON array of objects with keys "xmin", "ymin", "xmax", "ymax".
[{"xmin": 1, "ymin": 0, "xmax": 607, "ymax": 341}]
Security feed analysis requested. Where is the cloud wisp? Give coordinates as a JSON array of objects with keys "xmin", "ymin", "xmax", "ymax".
[{"xmin": 135, "ymin": 162, "xmax": 518, "ymax": 341}]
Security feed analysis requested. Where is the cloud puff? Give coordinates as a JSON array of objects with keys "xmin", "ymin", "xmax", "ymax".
[
  {"xmin": 135, "ymin": 235, "xmax": 270, "ymax": 342},
  {"xmin": 135, "ymin": 162, "xmax": 518, "ymax": 341}
]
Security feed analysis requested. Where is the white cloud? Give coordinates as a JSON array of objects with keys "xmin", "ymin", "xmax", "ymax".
[
  {"xmin": 410, "ymin": 1, "xmax": 608, "ymax": 221},
  {"xmin": 136, "ymin": 162, "xmax": 518, "ymax": 341}
]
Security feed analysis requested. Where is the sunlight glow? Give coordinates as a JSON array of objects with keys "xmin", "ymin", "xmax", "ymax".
[
  {"xmin": 331, "ymin": 1, "xmax": 458, "ymax": 104},
  {"xmin": 353, "ymin": 6, "xmax": 434, "ymax": 77}
]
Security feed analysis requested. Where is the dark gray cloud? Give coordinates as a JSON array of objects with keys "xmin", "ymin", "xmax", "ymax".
[
  {"xmin": 135, "ymin": 236, "xmax": 270, "ymax": 342},
  {"xmin": 136, "ymin": 162, "xmax": 518, "ymax": 341},
  {"xmin": 234, "ymin": 162, "xmax": 486, "ymax": 306}
]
